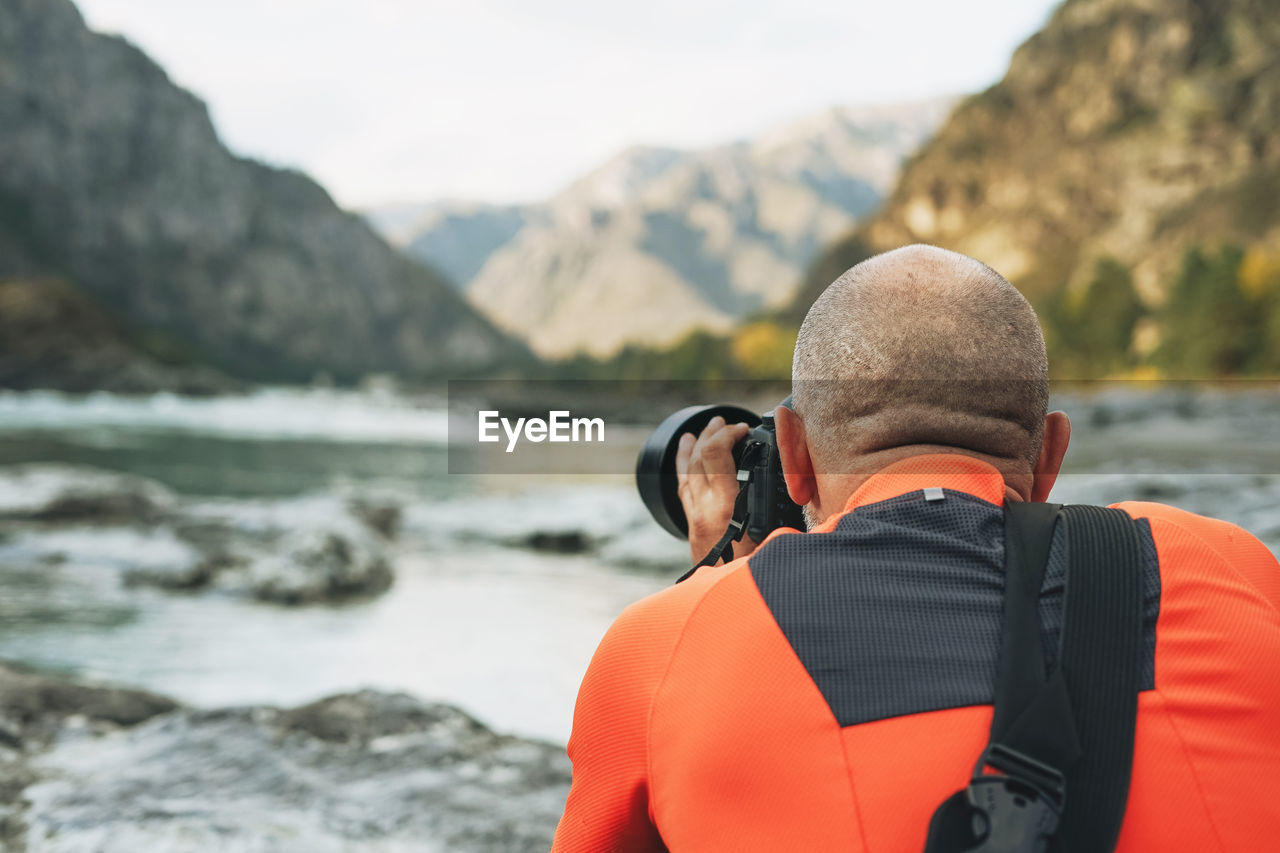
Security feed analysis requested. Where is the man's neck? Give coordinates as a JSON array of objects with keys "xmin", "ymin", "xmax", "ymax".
[{"xmin": 809, "ymin": 446, "xmax": 1033, "ymax": 527}]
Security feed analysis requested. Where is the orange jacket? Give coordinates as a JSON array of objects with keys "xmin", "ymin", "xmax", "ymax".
[{"xmin": 552, "ymin": 454, "xmax": 1280, "ymax": 852}]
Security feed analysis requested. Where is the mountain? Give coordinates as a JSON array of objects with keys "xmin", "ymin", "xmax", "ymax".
[
  {"xmin": 798, "ymin": 0, "xmax": 1280, "ymax": 340},
  {"xmin": 0, "ymin": 0, "xmax": 524, "ymax": 387},
  {"xmin": 374, "ymin": 100, "xmax": 954, "ymax": 358},
  {"xmin": 367, "ymin": 202, "xmax": 532, "ymax": 290}
]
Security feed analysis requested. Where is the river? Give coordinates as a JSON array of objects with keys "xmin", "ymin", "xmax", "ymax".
[{"xmin": 0, "ymin": 385, "xmax": 1276, "ymax": 744}]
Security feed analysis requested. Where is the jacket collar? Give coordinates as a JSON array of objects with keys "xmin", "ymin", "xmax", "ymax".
[{"xmin": 809, "ymin": 453, "xmax": 1010, "ymax": 534}]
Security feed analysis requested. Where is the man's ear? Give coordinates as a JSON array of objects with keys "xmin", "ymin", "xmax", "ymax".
[
  {"xmin": 1031, "ymin": 411, "xmax": 1071, "ymax": 502},
  {"xmin": 775, "ymin": 404, "xmax": 816, "ymax": 507}
]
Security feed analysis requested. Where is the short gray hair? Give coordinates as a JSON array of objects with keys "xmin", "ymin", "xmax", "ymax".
[{"xmin": 792, "ymin": 244, "xmax": 1049, "ymax": 470}]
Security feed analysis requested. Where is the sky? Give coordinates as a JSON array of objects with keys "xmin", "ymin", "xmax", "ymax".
[{"xmin": 74, "ymin": 0, "xmax": 1061, "ymax": 210}]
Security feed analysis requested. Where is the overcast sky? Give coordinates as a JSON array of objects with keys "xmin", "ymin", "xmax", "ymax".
[{"xmin": 74, "ymin": 0, "xmax": 1061, "ymax": 209}]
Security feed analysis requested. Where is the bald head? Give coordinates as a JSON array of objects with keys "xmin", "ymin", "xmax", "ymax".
[{"xmin": 791, "ymin": 244, "xmax": 1049, "ymax": 471}]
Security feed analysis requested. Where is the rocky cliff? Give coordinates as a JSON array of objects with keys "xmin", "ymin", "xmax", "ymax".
[
  {"xmin": 0, "ymin": 0, "xmax": 524, "ymax": 385},
  {"xmin": 798, "ymin": 0, "xmax": 1279, "ymax": 320}
]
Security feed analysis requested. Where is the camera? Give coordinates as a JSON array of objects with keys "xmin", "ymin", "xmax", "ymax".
[{"xmin": 635, "ymin": 398, "xmax": 805, "ymax": 555}]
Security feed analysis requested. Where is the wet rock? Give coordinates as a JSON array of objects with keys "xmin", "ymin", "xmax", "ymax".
[
  {"xmin": 1, "ymin": 665, "xmax": 570, "ymax": 853},
  {"xmin": 0, "ymin": 755, "xmax": 35, "ymax": 851},
  {"xmin": 521, "ymin": 530, "xmax": 594, "ymax": 553},
  {"xmin": 121, "ymin": 557, "xmax": 217, "ymax": 591},
  {"xmin": 145, "ymin": 510, "xmax": 396, "ymax": 605},
  {"xmin": 349, "ymin": 499, "xmax": 402, "ymax": 539},
  {"xmin": 0, "ymin": 661, "xmax": 178, "ymax": 744},
  {"xmin": 0, "ymin": 465, "xmax": 174, "ymax": 525},
  {"xmin": 240, "ymin": 519, "xmax": 394, "ymax": 605},
  {"xmin": 6, "ymin": 525, "xmax": 212, "ymax": 595},
  {"xmin": 0, "ymin": 470, "xmax": 401, "ymax": 607},
  {"xmin": 1131, "ymin": 478, "xmax": 1188, "ymax": 501},
  {"xmin": 278, "ymin": 691, "xmax": 499, "ymax": 750}
]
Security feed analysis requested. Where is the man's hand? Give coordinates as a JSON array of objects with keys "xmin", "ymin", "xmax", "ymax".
[{"xmin": 675, "ymin": 416, "xmax": 760, "ymax": 565}]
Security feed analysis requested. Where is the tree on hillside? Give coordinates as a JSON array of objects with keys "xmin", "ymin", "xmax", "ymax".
[
  {"xmin": 1043, "ymin": 256, "xmax": 1145, "ymax": 378},
  {"xmin": 1237, "ymin": 247, "xmax": 1280, "ymax": 373},
  {"xmin": 1154, "ymin": 245, "xmax": 1263, "ymax": 377},
  {"xmin": 731, "ymin": 322, "xmax": 797, "ymax": 380}
]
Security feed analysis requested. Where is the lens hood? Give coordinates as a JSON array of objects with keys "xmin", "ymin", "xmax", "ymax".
[{"xmin": 635, "ymin": 404, "xmax": 761, "ymax": 539}]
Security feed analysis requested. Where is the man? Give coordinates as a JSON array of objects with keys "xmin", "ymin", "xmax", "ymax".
[{"xmin": 552, "ymin": 245, "xmax": 1280, "ymax": 851}]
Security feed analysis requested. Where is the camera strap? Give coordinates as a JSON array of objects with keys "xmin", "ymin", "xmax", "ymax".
[
  {"xmin": 924, "ymin": 502, "xmax": 1144, "ymax": 853},
  {"xmin": 677, "ymin": 442, "xmax": 767, "ymax": 583}
]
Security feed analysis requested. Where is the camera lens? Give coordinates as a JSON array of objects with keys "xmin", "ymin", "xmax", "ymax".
[{"xmin": 635, "ymin": 404, "xmax": 761, "ymax": 539}]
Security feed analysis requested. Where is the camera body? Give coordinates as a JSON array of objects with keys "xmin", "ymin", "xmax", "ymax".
[
  {"xmin": 635, "ymin": 399, "xmax": 805, "ymax": 543},
  {"xmin": 732, "ymin": 409, "xmax": 805, "ymax": 541}
]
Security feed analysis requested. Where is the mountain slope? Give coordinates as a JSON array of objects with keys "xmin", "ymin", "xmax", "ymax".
[
  {"xmin": 0, "ymin": 278, "xmax": 233, "ymax": 393},
  {"xmin": 0, "ymin": 0, "xmax": 523, "ymax": 384},
  {"xmin": 404, "ymin": 204, "xmax": 531, "ymax": 290},
  {"xmin": 375, "ymin": 100, "xmax": 954, "ymax": 358},
  {"xmin": 801, "ymin": 0, "xmax": 1279, "ymax": 322},
  {"xmin": 365, "ymin": 202, "xmax": 532, "ymax": 290}
]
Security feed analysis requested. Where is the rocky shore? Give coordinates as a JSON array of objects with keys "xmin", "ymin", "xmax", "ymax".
[
  {"xmin": 0, "ymin": 661, "xmax": 570, "ymax": 853},
  {"xmin": 0, "ymin": 465, "xmax": 398, "ymax": 606}
]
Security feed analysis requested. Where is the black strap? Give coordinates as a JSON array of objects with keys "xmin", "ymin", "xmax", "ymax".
[
  {"xmin": 925, "ymin": 503, "xmax": 1144, "ymax": 853},
  {"xmin": 991, "ymin": 502, "xmax": 1062, "ymax": 739},
  {"xmin": 986, "ymin": 502, "xmax": 1083, "ymax": 796},
  {"xmin": 696, "ymin": 484, "xmax": 751, "ymax": 568},
  {"xmin": 1054, "ymin": 505, "xmax": 1144, "ymax": 853},
  {"xmin": 925, "ymin": 502, "xmax": 1073, "ymax": 853},
  {"xmin": 676, "ymin": 444, "xmax": 763, "ymax": 583}
]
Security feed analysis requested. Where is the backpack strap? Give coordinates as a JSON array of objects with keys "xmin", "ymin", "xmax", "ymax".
[
  {"xmin": 1054, "ymin": 504, "xmax": 1144, "ymax": 852},
  {"xmin": 924, "ymin": 503, "xmax": 1144, "ymax": 853}
]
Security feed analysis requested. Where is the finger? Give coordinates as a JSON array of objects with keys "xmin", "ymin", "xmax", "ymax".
[
  {"xmin": 698, "ymin": 415, "xmax": 725, "ymax": 442},
  {"xmin": 698, "ymin": 423, "xmax": 747, "ymax": 475},
  {"xmin": 690, "ymin": 421, "xmax": 749, "ymax": 479},
  {"xmin": 702, "ymin": 422, "xmax": 750, "ymax": 460},
  {"xmin": 675, "ymin": 432, "xmax": 694, "ymax": 480}
]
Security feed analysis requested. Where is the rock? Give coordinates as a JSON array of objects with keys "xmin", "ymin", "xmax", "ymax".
[
  {"xmin": 0, "ymin": 465, "xmax": 174, "ymax": 525},
  {"xmin": 348, "ymin": 499, "xmax": 401, "ymax": 539},
  {"xmin": 1132, "ymin": 478, "xmax": 1188, "ymax": 501},
  {"xmin": 0, "ymin": 470, "xmax": 400, "ymax": 606},
  {"xmin": 0, "ymin": 661, "xmax": 178, "ymax": 745},
  {"xmin": 0, "ymin": 756, "xmax": 35, "ymax": 851},
  {"xmin": 0, "ymin": 664, "xmax": 570, "ymax": 853},
  {"xmin": 279, "ymin": 691, "xmax": 493, "ymax": 747},
  {"xmin": 3, "ymin": 524, "xmax": 211, "ymax": 599},
  {"xmin": 520, "ymin": 530, "xmax": 595, "ymax": 553},
  {"xmin": 121, "ymin": 557, "xmax": 217, "ymax": 591},
  {"xmin": 241, "ymin": 520, "xmax": 394, "ymax": 605}
]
